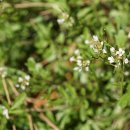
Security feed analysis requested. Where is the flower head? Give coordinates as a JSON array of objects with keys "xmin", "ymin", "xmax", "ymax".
[
  {"xmin": 18, "ymin": 77, "xmax": 23, "ymax": 83},
  {"xmin": 16, "ymin": 74, "xmax": 30, "ymax": 90},
  {"xmin": 57, "ymin": 18, "xmax": 65, "ymax": 24},
  {"xmin": 108, "ymin": 56, "xmax": 115, "ymax": 63},
  {"xmin": 124, "ymin": 71, "xmax": 129, "ymax": 76},
  {"xmin": 2, "ymin": 106, "xmax": 9, "ymax": 119},
  {"xmin": 25, "ymin": 75, "xmax": 30, "ymax": 81},
  {"xmin": 102, "ymin": 48, "xmax": 107, "ymax": 54},
  {"xmin": 69, "ymin": 57, "xmax": 75, "ymax": 62},
  {"xmin": 16, "ymin": 84, "xmax": 20, "ymax": 88},
  {"xmin": 85, "ymin": 66, "xmax": 89, "ymax": 72},
  {"xmin": 86, "ymin": 60, "xmax": 90, "ymax": 65},
  {"xmin": 116, "ymin": 48, "xmax": 125, "ymax": 57},
  {"xmin": 74, "ymin": 49, "xmax": 80, "ymax": 55},
  {"xmin": 73, "ymin": 67, "xmax": 82, "ymax": 72},
  {"xmin": 77, "ymin": 59, "xmax": 82, "ymax": 66},
  {"xmin": 124, "ymin": 58, "xmax": 128, "ymax": 64},
  {"xmin": 93, "ymin": 35, "xmax": 98, "ymax": 41},
  {"xmin": 85, "ymin": 40, "xmax": 89, "ymax": 44},
  {"xmin": 101, "ymin": 41, "xmax": 104, "ymax": 46},
  {"xmin": 110, "ymin": 47, "xmax": 115, "ymax": 53}
]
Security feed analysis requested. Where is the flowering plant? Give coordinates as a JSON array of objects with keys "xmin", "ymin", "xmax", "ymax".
[{"xmin": 1, "ymin": 0, "xmax": 130, "ymax": 130}]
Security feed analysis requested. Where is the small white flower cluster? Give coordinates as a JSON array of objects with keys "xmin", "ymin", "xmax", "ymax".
[
  {"xmin": 85, "ymin": 35, "xmax": 129, "ymax": 67},
  {"xmin": 70, "ymin": 35, "xmax": 130, "ymax": 73},
  {"xmin": 0, "ymin": 67, "xmax": 7, "ymax": 78},
  {"xmin": 108, "ymin": 47, "xmax": 129, "ymax": 67},
  {"xmin": 70, "ymin": 49, "xmax": 90, "ymax": 72},
  {"xmin": 1, "ymin": 106, "xmax": 9, "ymax": 119},
  {"xmin": 16, "ymin": 75, "xmax": 30, "ymax": 90},
  {"xmin": 85, "ymin": 35, "xmax": 104, "ymax": 53}
]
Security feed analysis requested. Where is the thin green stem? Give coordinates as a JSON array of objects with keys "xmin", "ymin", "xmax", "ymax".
[{"xmin": 121, "ymin": 63, "xmax": 124, "ymax": 95}]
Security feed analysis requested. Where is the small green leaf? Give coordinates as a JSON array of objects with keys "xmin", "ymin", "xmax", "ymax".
[
  {"xmin": 11, "ymin": 93, "xmax": 26, "ymax": 110},
  {"xmin": 115, "ymin": 30, "xmax": 127, "ymax": 48},
  {"xmin": 118, "ymin": 93, "xmax": 130, "ymax": 108},
  {"xmin": 80, "ymin": 107, "xmax": 86, "ymax": 121}
]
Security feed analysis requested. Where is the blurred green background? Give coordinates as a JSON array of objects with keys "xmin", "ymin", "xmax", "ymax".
[{"xmin": 0, "ymin": 0, "xmax": 130, "ymax": 130}]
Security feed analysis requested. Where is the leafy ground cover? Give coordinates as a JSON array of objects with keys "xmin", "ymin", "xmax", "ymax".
[{"xmin": 0, "ymin": 0, "xmax": 130, "ymax": 130}]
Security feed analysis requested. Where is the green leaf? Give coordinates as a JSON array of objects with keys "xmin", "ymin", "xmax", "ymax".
[
  {"xmin": 9, "ymin": 109, "xmax": 25, "ymax": 115},
  {"xmin": 127, "ymin": 84, "xmax": 130, "ymax": 92},
  {"xmin": 11, "ymin": 93, "xmax": 26, "ymax": 110},
  {"xmin": 26, "ymin": 57, "xmax": 36, "ymax": 71},
  {"xmin": 118, "ymin": 93, "xmax": 130, "ymax": 108},
  {"xmin": 77, "ymin": 8, "xmax": 91, "ymax": 19},
  {"xmin": 80, "ymin": 107, "xmax": 86, "ymax": 121},
  {"xmin": 115, "ymin": 30, "xmax": 127, "ymax": 48}
]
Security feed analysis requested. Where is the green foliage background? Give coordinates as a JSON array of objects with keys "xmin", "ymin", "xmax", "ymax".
[{"xmin": 0, "ymin": 0, "xmax": 130, "ymax": 130}]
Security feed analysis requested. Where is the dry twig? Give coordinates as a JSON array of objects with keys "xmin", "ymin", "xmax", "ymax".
[
  {"xmin": 14, "ymin": 2, "xmax": 49, "ymax": 8},
  {"xmin": 2, "ymin": 78, "xmax": 12, "ymax": 105},
  {"xmin": 7, "ymin": 79, "xmax": 19, "ymax": 96},
  {"xmin": 39, "ymin": 113, "xmax": 60, "ymax": 130},
  {"xmin": 27, "ymin": 114, "xmax": 34, "ymax": 130}
]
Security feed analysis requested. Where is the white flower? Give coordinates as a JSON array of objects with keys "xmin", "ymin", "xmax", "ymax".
[
  {"xmin": 124, "ymin": 71, "xmax": 129, "ymax": 76},
  {"xmin": 15, "ymin": 84, "xmax": 20, "ymax": 88},
  {"xmin": 77, "ymin": 60, "xmax": 82, "ymax": 66},
  {"xmin": 110, "ymin": 47, "xmax": 115, "ymax": 53},
  {"xmin": 93, "ymin": 35, "xmax": 98, "ymax": 41},
  {"xmin": 116, "ymin": 48, "xmax": 125, "ymax": 57},
  {"xmin": 21, "ymin": 85, "xmax": 26, "ymax": 90},
  {"xmin": 101, "ymin": 41, "xmax": 104, "ymax": 46},
  {"xmin": 85, "ymin": 40, "xmax": 89, "ymax": 44},
  {"xmin": 74, "ymin": 49, "xmax": 80, "ymax": 55},
  {"xmin": 57, "ymin": 18, "xmax": 65, "ymax": 24},
  {"xmin": 18, "ymin": 77, "xmax": 23, "ymax": 83},
  {"xmin": 85, "ymin": 66, "xmax": 89, "ymax": 72},
  {"xmin": 2, "ymin": 108, "xmax": 9, "ymax": 119},
  {"xmin": 73, "ymin": 67, "xmax": 82, "ymax": 72},
  {"xmin": 69, "ymin": 57, "xmax": 75, "ymax": 62},
  {"xmin": 77, "ymin": 56, "xmax": 82, "ymax": 59},
  {"xmin": 77, "ymin": 62, "xmax": 82, "ymax": 67},
  {"xmin": 102, "ymin": 48, "xmax": 107, "ymax": 54},
  {"xmin": 108, "ymin": 56, "xmax": 115, "ymax": 63},
  {"xmin": 86, "ymin": 60, "xmax": 90, "ymax": 65},
  {"xmin": 25, "ymin": 82, "xmax": 29, "ymax": 86},
  {"xmin": 73, "ymin": 67, "xmax": 80, "ymax": 71},
  {"xmin": 25, "ymin": 75, "xmax": 30, "ymax": 81},
  {"xmin": 124, "ymin": 58, "xmax": 129, "ymax": 64}
]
